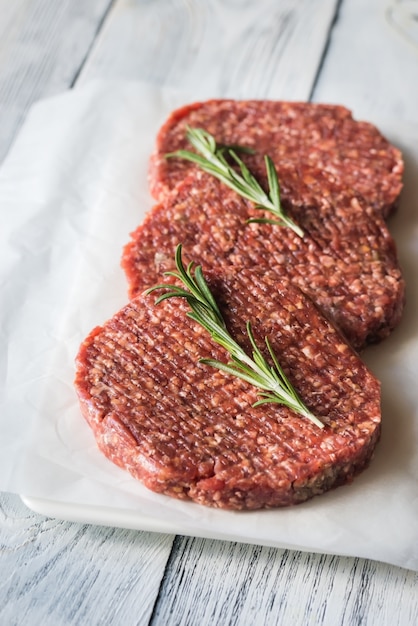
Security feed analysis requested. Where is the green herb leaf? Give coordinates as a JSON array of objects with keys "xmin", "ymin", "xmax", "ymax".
[
  {"xmin": 166, "ymin": 127, "xmax": 303, "ymax": 238},
  {"xmin": 145, "ymin": 245, "xmax": 323, "ymax": 428}
]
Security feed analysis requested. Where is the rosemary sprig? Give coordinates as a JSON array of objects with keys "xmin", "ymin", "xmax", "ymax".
[
  {"xmin": 166, "ymin": 126, "xmax": 303, "ymax": 238},
  {"xmin": 145, "ymin": 245, "xmax": 323, "ymax": 429}
]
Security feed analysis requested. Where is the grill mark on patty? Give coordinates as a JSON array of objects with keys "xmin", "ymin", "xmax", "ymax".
[
  {"xmin": 149, "ymin": 99, "xmax": 403, "ymax": 218},
  {"xmin": 75, "ymin": 269, "xmax": 381, "ymax": 510},
  {"xmin": 122, "ymin": 171, "xmax": 404, "ymax": 350}
]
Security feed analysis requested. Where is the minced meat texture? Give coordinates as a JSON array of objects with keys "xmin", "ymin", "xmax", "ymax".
[
  {"xmin": 122, "ymin": 171, "xmax": 405, "ymax": 350},
  {"xmin": 149, "ymin": 99, "xmax": 403, "ymax": 218},
  {"xmin": 75, "ymin": 270, "xmax": 381, "ymax": 510}
]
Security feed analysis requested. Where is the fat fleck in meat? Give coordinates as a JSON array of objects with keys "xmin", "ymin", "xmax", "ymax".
[
  {"xmin": 122, "ymin": 171, "xmax": 404, "ymax": 350},
  {"xmin": 75, "ymin": 270, "xmax": 381, "ymax": 510},
  {"xmin": 149, "ymin": 100, "xmax": 403, "ymax": 218}
]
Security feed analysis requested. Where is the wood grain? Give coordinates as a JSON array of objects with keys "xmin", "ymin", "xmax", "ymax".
[
  {"xmin": 312, "ymin": 0, "xmax": 418, "ymax": 122},
  {"xmin": 0, "ymin": 0, "xmax": 115, "ymax": 163},
  {"xmin": 0, "ymin": 492, "xmax": 174, "ymax": 626},
  {"xmin": 79, "ymin": 0, "xmax": 339, "ymax": 100},
  {"xmin": 151, "ymin": 536, "xmax": 418, "ymax": 626}
]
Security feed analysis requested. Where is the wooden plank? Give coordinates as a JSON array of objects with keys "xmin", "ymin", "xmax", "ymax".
[
  {"xmin": 312, "ymin": 0, "xmax": 418, "ymax": 122},
  {"xmin": 0, "ymin": 0, "xmax": 115, "ymax": 162},
  {"xmin": 0, "ymin": 492, "xmax": 174, "ymax": 626},
  {"xmin": 151, "ymin": 536, "xmax": 418, "ymax": 626},
  {"xmin": 79, "ymin": 0, "xmax": 339, "ymax": 101}
]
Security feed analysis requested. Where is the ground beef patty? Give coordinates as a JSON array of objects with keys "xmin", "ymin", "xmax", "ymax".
[
  {"xmin": 122, "ymin": 171, "xmax": 404, "ymax": 350},
  {"xmin": 75, "ymin": 269, "xmax": 381, "ymax": 510},
  {"xmin": 149, "ymin": 99, "xmax": 403, "ymax": 218}
]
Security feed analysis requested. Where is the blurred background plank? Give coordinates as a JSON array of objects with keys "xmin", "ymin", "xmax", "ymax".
[
  {"xmin": 0, "ymin": 0, "xmax": 115, "ymax": 162},
  {"xmin": 313, "ymin": 0, "xmax": 418, "ymax": 121},
  {"xmin": 79, "ymin": 0, "xmax": 338, "ymax": 99}
]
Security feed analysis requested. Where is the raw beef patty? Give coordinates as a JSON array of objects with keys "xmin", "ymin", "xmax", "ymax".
[
  {"xmin": 75, "ymin": 269, "xmax": 381, "ymax": 510},
  {"xmin": 149, "ymin": 99, "xmax": 403, "ymax": 219},
  {"xmin": 122, "ymin": 171, "xmax": 404, "ymax": 350}
]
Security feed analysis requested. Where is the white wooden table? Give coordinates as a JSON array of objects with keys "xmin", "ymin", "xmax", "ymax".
[{"xmin": 1, "ymin": 1, "xmax": 417, "ymax": 624}]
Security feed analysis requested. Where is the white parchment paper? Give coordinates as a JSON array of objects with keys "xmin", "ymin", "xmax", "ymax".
[{"xmin": 1, "ymin": 80, "xmax": 417, "ymax": 571}]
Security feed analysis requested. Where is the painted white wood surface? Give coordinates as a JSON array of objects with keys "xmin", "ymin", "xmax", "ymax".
[
  {"xmin": 0, "ymin": 492, "xmax": 174, "ymax": 625},
  {"xmin": 313, "ymin": 0, "xmax": 418, "ymax": 122},
  {"xmin": 1, "ymin": 1, "xmax": 418, "ymax": 625},
  {"xmin": 78, "ymin": 0, "xmax": 338, "ymax": 100},
  {"xmin": 154, "ymin": 537, "xmax": 418, "ymax": 626},
  {"xmin": 0, "ymin": 0, "xmax": 115, "ymax": 163}
]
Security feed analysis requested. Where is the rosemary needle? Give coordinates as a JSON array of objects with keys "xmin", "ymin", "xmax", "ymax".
[
  {"xmin": 166, "ymin": 126, "xmax": 304, "ymax": 238},
  {"xmin": 145, "ymin": 245, "xmax": 323, "ymax": 429}
]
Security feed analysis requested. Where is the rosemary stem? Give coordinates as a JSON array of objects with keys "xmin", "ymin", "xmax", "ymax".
[
  {"xmin": 166, "ymin": 127, "xmax": 304, "ymax": 238},
  {"xmin": 146, "ymin": 245, "xmax": 323, "ymax": 429}
]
